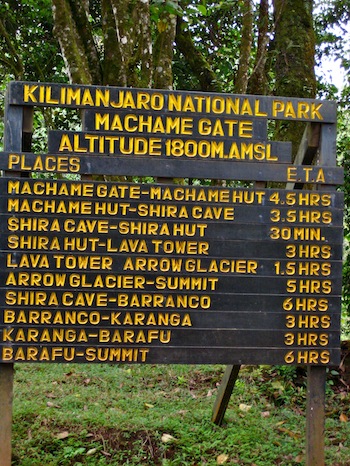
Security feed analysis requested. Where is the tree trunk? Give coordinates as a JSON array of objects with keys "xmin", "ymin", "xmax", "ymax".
[
  {"xmin": 272, "ymin": 0, "xmax": 316, "ymax": 158},
  {"xmin": 154, "ymin": 7, "xmax": 177, "ymax": 90},
  {"xmin": 52, "ymin": 0, "xmax": 94, "ymax": 84},
  {"xmin": 52, "ymin": 0, "xmax": 154, "ymax": 88},
  {"xmin": 175, "ymin": 15, "xmax": 222, "ymax": 93},
  {"xmin": 235, "ymin": 0, "xmax": 253, "ymax": 94},
  {"xmin": 248, "ymin": 0, "xmax": 270, "ymax": 95}
]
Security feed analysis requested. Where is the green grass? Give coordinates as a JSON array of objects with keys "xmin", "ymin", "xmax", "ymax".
[{"xmin": 10, "ymin": 364, "xmax": 350, "ymax": 465}]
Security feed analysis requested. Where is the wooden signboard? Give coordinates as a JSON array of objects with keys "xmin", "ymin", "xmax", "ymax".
[
  {"xmin": 0, "ymin": 81, "xmax": 344, "ymax": 465},
  {"xmin": 0, "ymin": 177, "xmax": 344, "ymax": 365}
]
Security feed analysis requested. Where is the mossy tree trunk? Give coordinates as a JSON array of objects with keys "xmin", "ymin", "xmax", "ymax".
[
  {"xmin": 235, "ymin": 0, "xmax": 253, "ymax": 94},
  {"xmin": 51, "ymin": 0, "xmax": 175, "ymax": 89},
  {"xmin": 271, "ymin": 0, "xmax": 317, "ymax": 158},
  {"xmin": 248, "ymin": 0, "xmax": 269, "ymax": 95}
]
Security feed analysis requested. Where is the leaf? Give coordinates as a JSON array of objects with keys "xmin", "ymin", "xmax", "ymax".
[
  {"xmin": 217, "ymin": 453, "xmax": 229, "ymax": 464},
  {"xmin": 275, "ymin": 421, "xmax": 286, "ymax": 427},
  {"xmin": 239, "ymin": 403, "xmax": 252, "ymax": 412},
  {"xmin": 261, "ymin": 411, "xmax": 270, "ymax": 418},
  {"xmin": 161, "ymin": 433, "xmax": 177, "ymax": 443},
  {"xmin": 47, "ymin": 401, "xmax": 61, "ymax": 409},
  {"xmin": 339, "ymin": 413, "xmax": 348, "ymax": 422},
  {"xmin": 144, "ymin": 403, "xmax": 154, "ymax": 409},
  {"xmin": 197, "ymin": 4, "xmax": 207, "ymax": 16},
  {"xmin": 86, "ymin": 448, "xmax": 97, "ymax": 456},
  {"xmin": 56, "ymin": 431, "xmax": 69, "ymax": 440},
  {"xmin": 157, "ymin": 19, "xmax": 168, "ymax": 33},
  {"xmin": 271, "ymin": 381, "xmax": 284, "ymax": 391},
  {"xmin": 277, "ymin": 427, "xmax": 300, "ymax": 439}
]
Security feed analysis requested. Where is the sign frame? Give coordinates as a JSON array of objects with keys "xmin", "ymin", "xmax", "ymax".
[{"xmin": 0, "ymin": 81, "xmax": 344, "ymax": 465}]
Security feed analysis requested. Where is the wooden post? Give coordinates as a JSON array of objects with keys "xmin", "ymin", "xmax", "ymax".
[
  {"xmin": 1, "ymin": 93, "xmax": 33, "ymax": 465},
  {"xmin": 0, "ymin": 93, "xmax": 22, "ymax": 466},
  {"xmin": 212, "ymin": 365, "xmax": 240, "ymax": 425},
  {"xmin": 306, "ymin": 366, "xmax": 326, "ymax": 466},
  {"xmin": 305, "ymin": 122, "xmax": 338, "ymax": 466},
  {"xmin": 0, "ymin": 365, "xmax": 14, "ymax": 464}
]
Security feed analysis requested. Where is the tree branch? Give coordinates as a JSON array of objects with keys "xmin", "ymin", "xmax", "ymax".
[
  {"xmin": 235, "ymin": 0, "xmax": 253, "ymax": 94},
  {"xmin": 102, "ymin": 0, "xmax": 125, "ymax": 85},
  {"xmin": 154, "ymin": 7, "xmax": 177, "ymax": 89},
  {"xmin": 175, "ymin": 15, "xmax": 222, "ymax": 92},
  {"xmin": 67, "ymin": 0, "xmax": 102, "ymax": 84},
  {"xmin": 52, "ymin": 0, "xmax": 93, "ymax": 84},
  {"xmin": 109, "ymin": 0, "xmax": 153, "ymax": 87},
  {"xmin": 248, "ymin": 0, "xmax": 270, "ymax": 95},
  {"xmin": 0, "ymin": 16, "xmax": 24, "ymax": 78}
]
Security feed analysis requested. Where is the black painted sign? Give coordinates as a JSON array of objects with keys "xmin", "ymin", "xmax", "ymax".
[
  {"xmin": 2, "ymin": 152, "xmax": 343, "ymax": 184},
  {"xmin": 1, "ymin": 81, "xmax": 343, "ymax": 365},
  {"xmin": 0, "ymin": 178, "xmax": 344, "ymax": 364}
]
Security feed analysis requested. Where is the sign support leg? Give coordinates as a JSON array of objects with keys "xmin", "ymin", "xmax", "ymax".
[
  {"xmin": 306, "ymin": 366, "xmax": 326, "ymax": 466},
  {"xmin": 212, "ymin": 365, "xmax": 240, "ymax": 425},
  {"xmin": 0, "ymin": 363, "xmax": 14, "ymax": 465}
]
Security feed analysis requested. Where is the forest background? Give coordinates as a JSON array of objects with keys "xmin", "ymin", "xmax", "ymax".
[
  {"xmin": 1, "ymin": 0, "xmax": 350, "ymax": 332},
  {"xmin": 1, "ymin": 1, "xmax": 350, "ymax": 464}
]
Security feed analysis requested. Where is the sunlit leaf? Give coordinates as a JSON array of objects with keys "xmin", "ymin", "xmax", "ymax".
[
  {"xmin": 86, "ymin": 448, "xmax": 97, "ymax": 455},
  {"xmin": 161, "ymin": 433, "xmax": 177, "ymax": 443},
  {"xmin": 217, "ymin": 453, "xmax": 229, "ymax": 464},
  {"xmin": 197, "ymin": 5, "xmax": 207, "ymax": 16},
  {"xmin": 239, "ymin": 403, "xmax": 252, "ymax": 412}
]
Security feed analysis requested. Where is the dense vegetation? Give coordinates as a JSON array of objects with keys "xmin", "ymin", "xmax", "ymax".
[
  {"xmin": 1, "ymin": 0, "xmax": 350, "ymax": 327},
  {"xmin": 1, "ymin": 2, "xmax": 350, "ymax": 464},
  {"xmin": 11, "ymin": 363, "xmax": 350, "ymax": 465}
]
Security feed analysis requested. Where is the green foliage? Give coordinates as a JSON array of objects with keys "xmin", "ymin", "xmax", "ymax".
[
  {"xmin": 314, "ymin": 0, "xmax": 350, "ymax": 99},
  {"xmin": 174, "ymin": 0, "xmax": 260, "ymax": 92},
  {"xmin": 11, "ymin": 364, "xmax": 350, "ymax": 465},
  {"xmin": 0, "ymin": 0, "xmax": 64, "ymax": 82},
  {"xmin": 150, "ymin": 0, "xmax": 183, "ymax": 22}
]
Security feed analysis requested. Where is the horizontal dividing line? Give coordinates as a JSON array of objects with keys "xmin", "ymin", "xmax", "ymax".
[
  {"xmin": 0, "ymin": 232, "xmax": 345, "ymax": 240},
  {"xmin": 0, "ymin": 312, "xmax": 342, "ymax": 319},
  {"xmin": 0, "ymin": 215, "xmax": 344, "ymax": 227},
  {"xmin": 0, "ymin": 305, "xmax": 342, "ymax": 312},
  {"xmin": 1, "ymin": 153, "xmax": 344, "ymax": 184},
  {"xmin": 0, "ymin": 344, "xmax": 341, "ymax": 351},
  {"xmin": 0, "ymin": 284, "xmax": 341, "ymax": 299},
  {"xmin": 0, "ymin": 287, "xmax": 342, "ymax": 295},
  {"xmin": 0, "ymin": 326, "xmax": 341, "ymax": 333}
]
